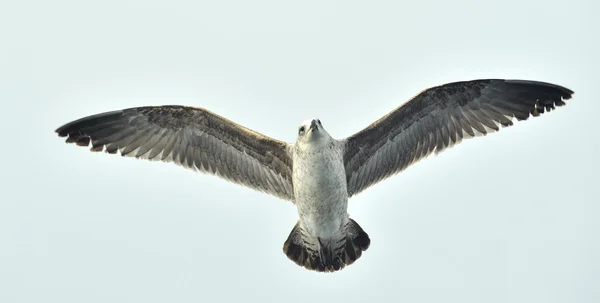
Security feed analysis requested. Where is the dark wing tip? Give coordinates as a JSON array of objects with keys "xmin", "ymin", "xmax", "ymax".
[
  {"xmin": 55, "ymin": 110, "xmax": 127, "ymax": 150},
  {"xmin": 55, "ymin": 123, "xmax": 73, "ymax": 137},
  {"xmin": 495, "ymin": 80, "xmax": 574, "ymax": 119},
  {"xmin": 504, "ymin": 79, "xmax": 574, "ymax": 99}
]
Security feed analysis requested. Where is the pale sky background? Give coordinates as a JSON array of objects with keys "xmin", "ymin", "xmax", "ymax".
[{"xmin": 1, "ymin": 0, "xmax": 598, "ymax": 302}]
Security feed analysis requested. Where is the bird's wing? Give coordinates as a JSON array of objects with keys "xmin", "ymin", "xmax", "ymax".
[
  {"xmin": 343, "ymin": 79, "xmax": 573, "ymax": 197},
  {"xmin": 56, "ymin": 106, "xmax": 295, "ymax": 201}
]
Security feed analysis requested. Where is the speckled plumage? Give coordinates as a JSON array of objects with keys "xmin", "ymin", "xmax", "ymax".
[
  {"xmin": 293, "ymin": 136, "xmax": 347, "ymax": 239},
  {"xmin": 55, "ymin": 79, "xmax": 573, "ymax": 272},
  {"xmin": 285, "ymin": 121, "xmax": 364, "ymax": 271}
]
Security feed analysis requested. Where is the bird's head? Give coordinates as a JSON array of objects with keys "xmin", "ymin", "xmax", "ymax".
[{"xmin": 296, "ymin": 118, "xmax": 332, "ymax": 147}]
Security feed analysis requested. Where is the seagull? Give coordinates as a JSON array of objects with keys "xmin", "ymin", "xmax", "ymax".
[{"xmin": 55, "ymin": 79, "xmax": 573, "ymax": 272}]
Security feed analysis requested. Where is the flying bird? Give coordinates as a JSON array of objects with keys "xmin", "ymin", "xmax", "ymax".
[{"xmin": 55, "ymin": 79, "xmax": 573, "ymax": 272}]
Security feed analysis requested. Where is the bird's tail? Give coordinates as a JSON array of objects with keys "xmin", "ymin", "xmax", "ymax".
[{"xmin": 282, "ymin": 218, "xmax": 370, "ymax": 272}]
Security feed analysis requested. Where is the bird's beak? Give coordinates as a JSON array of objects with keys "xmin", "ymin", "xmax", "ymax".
[{"xmin": 310, "ymin": 120, "xmax": 318, "ymax": 131}]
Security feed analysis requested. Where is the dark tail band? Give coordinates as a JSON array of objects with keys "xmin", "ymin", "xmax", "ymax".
[{"xmin": 282, "ymin": 218, "xmax": 370, "ymax": 272}]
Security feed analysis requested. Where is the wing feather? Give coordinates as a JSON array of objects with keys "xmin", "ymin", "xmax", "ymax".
[
  {"xmin": 343, "ymin": 79, "xmax": 573, "ymax": 197},
  {"xmin": 56, "ymin": 105, "xmax": 294, "ymax": 201}
]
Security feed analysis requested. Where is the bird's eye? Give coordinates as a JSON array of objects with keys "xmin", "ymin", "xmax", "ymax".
[
  {"xmin": 299, "ymin": 126, "xmax": 305, "ymax": 135},
  {"xmin": 317, "ymin": 119, "xmax": 322, "ymax": 125}
]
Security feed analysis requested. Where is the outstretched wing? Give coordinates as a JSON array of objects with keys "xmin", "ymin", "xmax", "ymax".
[
  {"xmin": 56, "ymin": 106, "xmax": 295, "ymax": 201},
  {"xmin": 343, "ymin": 79, "xmax": 573, "ymax": 197}
]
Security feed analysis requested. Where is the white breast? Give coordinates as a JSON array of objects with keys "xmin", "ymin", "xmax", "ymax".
[{"xmin": 292, "ymin": 140, "xmax": 348, "ymax": 239}]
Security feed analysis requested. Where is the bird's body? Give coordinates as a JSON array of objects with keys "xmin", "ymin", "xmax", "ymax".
[
  {"xmin": 293, "ymin": 138, "xmax": 347, "ymax": 241},
  {"xmin": 285, "ymin": 119, "xmax": 365, "ymax": 271},
  {"xmin": 55, "ymin": 79, "xmax": 573, "ymax": 272}
]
